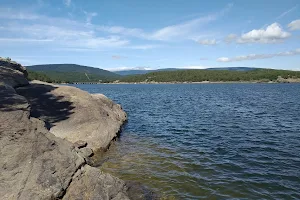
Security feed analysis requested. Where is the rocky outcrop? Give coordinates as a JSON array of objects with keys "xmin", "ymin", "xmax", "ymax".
[
  {"xmin": 63, "ymin": 165, "xmax": 130, "ymax": 200},
  {"xmin": 0, "ymin": 89, "xmax": 85, "ymax": 199},
  {"xmin": 17, "ymin": 81, "xmax": 127, "ymax": 152},
  {"xmin": 0, "ymin": 59, "xmax": 131, "ymax": 199},
  {"xmin": 0, "ymin": 57, "xmax": 28, "ymax": 87}
]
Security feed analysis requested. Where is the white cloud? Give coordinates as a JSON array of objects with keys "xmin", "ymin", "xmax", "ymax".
[
  {"xmin": 200, "ymin": 57, "xmax": 208, "ymax": 60},
  {"xmin": 0, "ymin": 38, "xmax": 53, "ymax": 42},
  {"xmin": 0, "ymin": 8, "xmax": 39, "ymax": 20},
  {"xmin": 97, "ymin": 16, "xmax": 216, "ymax": 41},
  {"xmin": 149, "ymin": 3, "xmax": 233, "ymax": 41},
  {"xmin": 112, "ymin": 55, "xmax": 126, "ymax": 60},
  {"xmin": 180, "ymin": 65, "xmax": 210, "ymax": 69},
  {"xmin": 63, "ymin": 0, "xmax": 71, "ymax": 7},
  {"xmin": 73, "ymin": 36, "xmax": 129, "ymax": 48},
  {"xmin": 109, "ymin": 66, "xmax": 154, "ymax": 71},
  {"xmin": 96, "ymin": 3, "xmax": 233, "ymax": 41},
  {"xmin": 13, "ymin": 24, "xmax": 94, "ymax": 40},
  {"xmin": 288, "ymin": 19, "xmax": 300, "ymax": 30},
  {"xmin": 245, "ymin": 23, "xmax": 291, "ymax": 43},
  {"xmin": 97, "ymin": 26, "xmax": 147, "ymax": 38},
  {"xmin": 217, "ymin": 57, "xmax": 230, "ymax": 62},
  {"xmin": 84, "ymin": 11, "xmax": 98, "ymax": 25},
  {"xmin": 150, "ymin": 16, "xmax": 217, "ymax": 41},
  {"xmin": 197, "ymin": 39, "xmax": 217, "ymax": 45},
  {"xmin": 0, "ymin": 8, "xmax": 130, "ymax": 49},
  {"xmin": 224, "ymin": 34, "xmax": 237, "ymax": 44},
  {"xmin": 2, "ymin": 23, "xmax": 129, "ymax": 49},
  {"xmin": 109, "ymin": 65, "xmax": 212, "ymax": 71},
  {"xmin": 0, "ymin": 3, "xmax": 231, "ymax": 51},
  {"xmin": 237, "ymin": 23, "xmax": 291, "ymax": 44},
  {"xmin": 127, "ymin": 45, "xmax": 161, "ymax": 50},
  {"xmin": 217, "ymin": 48, "xmax": 300, "ymax": 62}
]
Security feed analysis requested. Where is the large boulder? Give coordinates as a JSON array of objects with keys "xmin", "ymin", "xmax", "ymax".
[
  {"xmin": 0, "ymin": 86, "xmax": 131, "ymax": 199},
  {"xmin": 0, "ymin": 60, "xmax": 132, "ymax": 199},
  {"xmin": 0, "ymin": 57, "xmax": 27, "ymax": 76},
  {"xmin": 0, "ymin": 85, "xmax": 84, "ymax": 199},
  {"xmin": 62, "ymin": 165, "xmax": 130, "ymax": 200},
  {"xmin": 0, "ymin": 57, "xmax": 29, "ymax": 87},
  {"xmin": 17, "ymin": 81, "xmax": 127, "ymax": 151}
]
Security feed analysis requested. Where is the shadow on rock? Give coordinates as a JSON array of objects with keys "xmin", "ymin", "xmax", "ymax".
[
  {"xmin": 16, "ymin": 83, "xmax": 75, "ymax": 129},
  {"xmin": 0, "ymin": 88, "xmax": 28, "ymax": 112}
]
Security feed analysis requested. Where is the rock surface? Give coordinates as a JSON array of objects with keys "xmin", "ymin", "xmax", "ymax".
[
  {"xmin": 0, "ymin": 57, "xmax": 29, "ymax": 88},
  {"xmin": 63, "ymin": 165, "xmax": 130, "ymax": 200},
  {"xmin": 17, "ymin": 81, "xmax": 127, "ymax": 151},
  {"xmin": 0, "ymin": 84, "xmax": 85, "ymax": 199},
  {"xmin": 74, "ymin": 140, "xmax": 88, "ymax": 149},
  {"xmin": 0, "ymin": 59, "xmax": 131, "ymax": 199}
]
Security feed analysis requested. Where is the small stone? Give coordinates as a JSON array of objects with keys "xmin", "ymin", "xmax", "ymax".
[
  {"xmin": 79, "ymin": 148, "xmax": 94, "ymax": 158},
  {"xmin": 74, "ymin": 140, "xmax": 87, "ymax": 149}
]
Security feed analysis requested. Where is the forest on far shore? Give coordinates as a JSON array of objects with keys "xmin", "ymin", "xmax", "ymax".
[{"xmin": 28, "ymin": 68, "xmax": 300, "ymax": 83}]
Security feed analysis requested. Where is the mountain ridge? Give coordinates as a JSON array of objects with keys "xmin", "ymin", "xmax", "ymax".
[
  {"xmin": 113, "ymin": 67, "xmax": 258, "ymax": 76},
  {"xmin": 26, "ymin": 64, "xmax": 121, "ymax": 83}
]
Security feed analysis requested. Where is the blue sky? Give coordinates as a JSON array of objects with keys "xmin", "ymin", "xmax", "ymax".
[{"xmin": 1, "ymin": 0, "xmax": 300, "ymax": 71}]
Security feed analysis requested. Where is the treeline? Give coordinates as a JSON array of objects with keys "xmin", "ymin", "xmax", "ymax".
[
  {"xmin": 119, "ymin": 69, "xmax": 300, "ymax": 83},
  {"xmin": 27, "ymin": 70, "xmax": 54, "ymax": 83},
  {"xmin": 26, "ymin": 64, "xmax": 121, "ymax": 81},
  {"xmin": 27, "ymin": 71, "xmax": 114, "ymax": 83}
]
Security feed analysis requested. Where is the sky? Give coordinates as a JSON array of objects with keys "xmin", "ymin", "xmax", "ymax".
[{"xmin": 1, "ymin": 0, "xmax": 300, "ymax": 71}]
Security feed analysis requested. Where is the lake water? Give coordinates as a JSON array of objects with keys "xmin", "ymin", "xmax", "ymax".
[{"xmin": 75, "ymin": 83, "xmax": 300, "ymax": 199}]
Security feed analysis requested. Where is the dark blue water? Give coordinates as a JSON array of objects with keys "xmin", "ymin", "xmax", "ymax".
[{"xmin": 75, "ymin": 83, "xmax": 300, "ymax": 199}]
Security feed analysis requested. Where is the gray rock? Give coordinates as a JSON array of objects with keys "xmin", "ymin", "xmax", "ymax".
[
  {"xmin": 0, "ymin": 60, "xmax": 132, "ymax": 200},
  {"xmin": 62, "ymin": 165, "xmax": 130, "ymax": 200},
  {"xmin": 74, "ymin": 140, "xmax": 88, "ymax": 149},
  {"xmin": 78, "ymin": 147, "xmax": 94, "ymax": 158},
  {"xmin": 17, "ymin": 81, "xmax": 127, "ymax": 152},
  {"xmin": 0, "ymin": 57, "xmax": 28, "ymax": 77},
  {"xmin": 0, "ymin": 58, "xmax": 29, "ymax": 88},
  {"xmin": 0, "ymin": 66, "xmax": 29, "ymax": 88},
  {"xmin": 0, "ymin": 85, "xmax": 85, "ymax": 200}
]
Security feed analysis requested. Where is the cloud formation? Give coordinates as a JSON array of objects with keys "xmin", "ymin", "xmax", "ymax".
[
  {"xmin": 198, "ymin": 39, "xmax": 216, "ymax": 45},
  {"xmin": 217, "ymin": 48, "xmax": 300, "ymax": 62},
  {"xmin": 97, "ymin": 15, "xmax": 216, "ymax": 41},
  {"xmin": 0, "ymin": 4, "xmax": 233, "ymax": 52},
  {"xmin": 96, "ymin": 3, "xmax": 233, "ymax": 41},
  {"xmin": 288, "ymin": 19, "xmax": 300, "ymax": 30},
  {"xmin": 150, "ymin": 16, "xmax": 216, "ymax": 41},
  {"xmin": 224, "ymin": 34, "xmax": 237, "ymax": 44},
  {"xmin": 63, "ymin": 0, "xmax": 71, "ymax": 7},
  {"xmin": 112, "ymin": 55, "xmax": 126, "ymax": 60},
  {"xmin": 0, "ymin": 8, "xmax": 39, "ymax": 20},
  {"xmin": 84, "ymin": 11, "xmax": 98, "ymax": 24},
  {"xmin": 237, "ymin": 23, "xmax": 291, "ymax": 44}
]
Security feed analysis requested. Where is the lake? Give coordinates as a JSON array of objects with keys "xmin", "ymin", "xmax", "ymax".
[{"xmin": 75, "ymin": 83, "xmax": 300, "ymax": 199}]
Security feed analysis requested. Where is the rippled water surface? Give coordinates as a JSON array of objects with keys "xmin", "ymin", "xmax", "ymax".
[{"xmin": 76, "ymin": 83, "xmax": 300, "ymax": 199}]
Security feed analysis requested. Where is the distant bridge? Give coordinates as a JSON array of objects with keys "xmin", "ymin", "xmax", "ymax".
[{"xmin": 72, "ymin": 82, "xmax": 103, "ymax": 84}]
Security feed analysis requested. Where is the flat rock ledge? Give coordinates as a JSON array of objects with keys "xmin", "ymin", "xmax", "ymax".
[
  {"xmin": 17, "ymin": 80, "xmax": 127, "ymax": 152},
  {"xmin": 0, "ymin": 58, "xmax": 135, "ymax": 199}
]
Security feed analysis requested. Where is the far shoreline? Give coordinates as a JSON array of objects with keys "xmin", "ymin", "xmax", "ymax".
[{"xmin": 62, "ymin": 80, "xmax": 300, "ymax": 85}]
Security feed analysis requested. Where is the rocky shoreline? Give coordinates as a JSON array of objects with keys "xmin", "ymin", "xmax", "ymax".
[{"xmin": 0, "ymin": 58, "xmax": 156, "ymax": 199}]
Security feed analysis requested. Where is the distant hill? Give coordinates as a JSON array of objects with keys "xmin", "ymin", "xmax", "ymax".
[
  {"xmin": 119, "ymin": 68, "xmax": 300, "ymax": 83},
  {"xmin": 206, "ymin": 67, "xmax": 258, "ymax": 71},
  {"xmin": 113, "ymin": 67, "xmax": 257, "ymax": 76},
  {"xmin": 26, "ymin": 64, "xmax": 121, "ymax": 83},
  {"xmin": 114, "ymin": 68, "xmax": 181, "ymax": 76}
]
